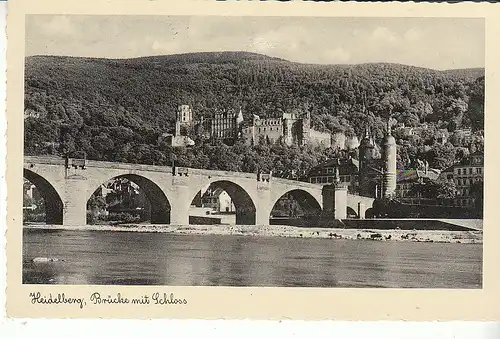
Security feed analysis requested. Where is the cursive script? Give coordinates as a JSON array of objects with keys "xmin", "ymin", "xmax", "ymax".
[
  {"xmin": 89, "ymin": 292, "xmax": 129, "ymax": 305},
  {"xmin": 152, "ymin": 292, "xmax": 188, "ymax": 305},
  {"xmin": 29, "ymin": 292, "xmax": 86, "ymax": 309},
  {"xmin": 28, "ymin": 291, "xmax": 188, "ymax": 309}
]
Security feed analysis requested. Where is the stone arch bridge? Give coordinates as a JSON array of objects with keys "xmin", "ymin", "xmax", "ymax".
[{"xmin": 23, "ymin": 156, "xmax": 374, "ymax": 226}]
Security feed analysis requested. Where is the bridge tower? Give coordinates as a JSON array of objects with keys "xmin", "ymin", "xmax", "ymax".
[
  {"xmin": 381, "ymin": 119, "xmax": 397, "ymax": 198},
  {"xmin": 358, "ymin": 126, "xmax": 374, "ymax": 197}
]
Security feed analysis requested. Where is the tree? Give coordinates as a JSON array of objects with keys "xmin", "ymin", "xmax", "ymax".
[
  {"xmin": 426, "ymin": 143, "xmax": 457, "ymax": 170},
  {"xmin": 436, "ymin": 180, "xmax": 458, "ymax": 199},
  {"xmin": 87, "ymin": 194, "xmax": 107, "ymax": 214},
  {"xmin": 470, "ymin": 180, "xmax": 483, "ymax": 218},
  {"xmin": 24, "ymin": 53, "xmax": 484, "ymax": 176},
  {"xmin": 409, "ymin": 178, "xmax": 457, "ymax": 201}
]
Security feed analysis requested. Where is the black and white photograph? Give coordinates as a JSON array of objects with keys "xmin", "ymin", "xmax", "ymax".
[{"xmin": 21, "ymin": 15, "xmax": 484, "ymax": 289}]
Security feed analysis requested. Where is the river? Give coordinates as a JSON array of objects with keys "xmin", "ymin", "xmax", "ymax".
[{"xmin": 22, "ymin": 228, "xmax": 482, "ymax": 288}]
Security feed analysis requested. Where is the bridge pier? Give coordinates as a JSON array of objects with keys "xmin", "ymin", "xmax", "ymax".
[
  {"xmin": 322, "ymin": 184, "xmax": 348, "ymax": 219},
  {"xmin": 170, "ymin": 175, "xmax": 190, "ymax": 225},
  {"xmin": 255, "ymin": 176, "xmax": 272, "ymax": 225},
  {"xmin": 255, "ymin": 206, "xmax": 271, "ymax": 226},
  {"xmin": 358, "ymin": 202, "xmax": 366, "ymax": 219},
  {"xmin": 333, "ymin": 186, "xmax": 347, "ymax": 219},
  {"xmin": 63, "ymin": 175, "xmax": 88, "ymax": 226}
]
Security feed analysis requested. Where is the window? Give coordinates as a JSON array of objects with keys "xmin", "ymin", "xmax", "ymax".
[
  {"xmin": 469, "ymin": 168, "xmax": 473, "ymax": 175},
  {"xmin": 328, "ymin": 177, "xmax": 333, "ymax": 183},
  {"xmin": 322, "ymin": 177, "xmax": 327, "ymax": 183},
  {"xmin": 346, "ymin": 175, "xmax": 351, "ymax": 182},
  {"xmin": 457, "ymin": 168, "xmax": 461, "ymax": 175}
]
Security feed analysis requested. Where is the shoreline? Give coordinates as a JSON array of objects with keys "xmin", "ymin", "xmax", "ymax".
[{"xmin": 23, "ymin": 223, "xmax": 483, "ymax": 244}]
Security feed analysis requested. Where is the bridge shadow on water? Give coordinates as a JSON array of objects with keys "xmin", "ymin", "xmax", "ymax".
[{"xmin": 269, "ymin": 217, "xmax": 481, "ymax": 231}]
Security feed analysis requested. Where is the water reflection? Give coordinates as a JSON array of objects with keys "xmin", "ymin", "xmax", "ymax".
[{"xmin": 23, "ymin": 229, "xmax": 482, "ymax": 288}]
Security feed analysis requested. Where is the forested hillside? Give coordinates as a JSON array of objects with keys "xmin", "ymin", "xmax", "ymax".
[{"xmin": 24, "ymin": 51, "xmax": 484, "ymax": 174}]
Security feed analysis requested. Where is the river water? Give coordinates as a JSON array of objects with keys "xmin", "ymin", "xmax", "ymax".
[{"xmin": 22, "ymin": 228, "xmax": 482, "ymax": 288}]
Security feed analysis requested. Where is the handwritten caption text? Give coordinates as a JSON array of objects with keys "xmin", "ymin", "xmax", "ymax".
[{"xmin": 29, "ymin": 292, "xmax": 188, "ymax": 309}]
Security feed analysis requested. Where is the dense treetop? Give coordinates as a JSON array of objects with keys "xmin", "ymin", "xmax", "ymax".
[{"xmin": 24, "ymin": 51, "xmax": 484, "ymax": 174}]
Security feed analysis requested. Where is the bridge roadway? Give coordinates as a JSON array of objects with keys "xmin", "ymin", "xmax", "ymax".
[{"xmin": 23, "ymin": 156, "xmax": 374, "ymax": 226}]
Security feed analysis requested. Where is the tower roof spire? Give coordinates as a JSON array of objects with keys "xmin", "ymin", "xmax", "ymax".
[
  {"xmin": 364, "ymin": 125, "xmax": 370, "ymax": 139},
  {"xmin": 236, "ymin": 106, "xmax": 244, "ymax": 125}
]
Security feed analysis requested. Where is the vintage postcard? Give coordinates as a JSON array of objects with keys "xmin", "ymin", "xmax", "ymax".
[{"xmin": 5, "ymin": 0, "xmax": 500, "ymax": 320}]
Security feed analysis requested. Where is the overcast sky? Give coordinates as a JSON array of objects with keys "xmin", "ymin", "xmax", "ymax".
[{"xmin": 25, "ymin": 15, "xmax": 484, "ymax": 70}]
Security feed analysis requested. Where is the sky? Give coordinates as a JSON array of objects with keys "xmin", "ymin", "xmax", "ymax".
[{"xmin": 25, "ymin": 15, "xmax": 484, "ymax": 70}]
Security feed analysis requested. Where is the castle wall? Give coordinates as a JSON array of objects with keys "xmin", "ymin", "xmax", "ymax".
[
  {"xmin": 241, "ymin": 125, "xmax": 255, "ymax": 146},
  {"xmin": 308, "ymin": 129, "xmax": 332, "ymax": 148},
  {"xmin": 253, "ymin": 118, "xmax": 284, "ymax": 144},
  {"xmin": 332, "ymin": 132, "xmax": 346, "ymax": 149},
  {"xmin": 211, "ymin": 111, "xmax": 237, "ymax": 143}
]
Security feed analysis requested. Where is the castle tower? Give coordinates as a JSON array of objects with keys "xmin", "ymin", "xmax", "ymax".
[
  {"xmin": 300, "ymin": 111, "xmax": 311, "ymax": 146},
  {"xmin": 175, "ymin": 119, "xmax": 181, "ymax": 137},
  {"xmin": 282, "ymin": 113, "xmax": 294, "ymax": 146},
  {"xmin": 236, "ymin": 107, "xmax": 244, "ymax": 126},
  {"xmin": 177, "ymin": 105, "xmax": 193, "ymax": 124},
  {"xmin": 236, "ymin": 107, "xmax": 244, "ymax": 139},
  {"xmin": 175, "ymin": 105, "xmax": 193, "ymax": 136},
  {"xmin": 381, "ymin": 119, "xmax": 397, "ymax": 199}
]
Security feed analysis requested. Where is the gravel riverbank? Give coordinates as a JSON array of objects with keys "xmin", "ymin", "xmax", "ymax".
[{"xmin": 24, "ymin": 223, "xmax": 483, "ymax": 244}]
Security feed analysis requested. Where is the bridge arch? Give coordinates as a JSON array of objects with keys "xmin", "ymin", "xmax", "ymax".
[
  {"xmin": 23, "ymin": 168, "xmax": 64, "ymax": 224},
  {"xmin": 190, "ymin": 179, "xmax": 257, "ymax": 225},
  {"xmin": 365, "ymin": 208, "xmax": 375, "ymax": 219},
  {"xmin": 347, "ymin": 206, "xmax": 358, "ymax": 218},
  {"xmin": 269, "ymin": 189, "xmax": 322, "ymax": 220},
  {"xmin": 87, "ymin": 174, "xmax": 171, "ymax": 224}
]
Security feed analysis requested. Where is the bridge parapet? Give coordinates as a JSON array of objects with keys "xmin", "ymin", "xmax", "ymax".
[
  {"xmin": 25, "ymin": 157, "xmax": 328, "ymax": 189},
  {"xmin": 24, "ymin": 156, "xmax": 65, "ymax": 166},
  {"xmin": 257, "ymin": 173, "xmax": 271, "ymax": 182},
  {"xmin": 188, "ymin": 168, "xmax": 257, "ymax": 180},
  {"xmin": 173, "ymin": 167, "xmax": 189, "ymax": 177},
  {"xmin": 272, "ymin": 177, "xmax": 322, "ymax": 189},
  {"xmin": 24, "ymin": 156, "xmax": 174, "ymax": 174}
]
